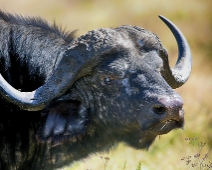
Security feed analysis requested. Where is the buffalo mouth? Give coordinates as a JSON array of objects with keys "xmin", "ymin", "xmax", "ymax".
[{"xmin": 149, "ymin": 118, "xmax": 184, "ymax": 135}]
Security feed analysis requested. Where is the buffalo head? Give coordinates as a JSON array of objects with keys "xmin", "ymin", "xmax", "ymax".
[{"xmin": 0, "ymin": 15, "xmax": 191, "ymax": 159}]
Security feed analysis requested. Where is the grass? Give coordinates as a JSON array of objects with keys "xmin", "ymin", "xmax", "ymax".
[
  {"xmin": 181, "ymin": 138, "xmax": 212, "ymax": 169},
  {"xmin": 1, "ymin": 0, "xmax": 211, "ymax": 169}
]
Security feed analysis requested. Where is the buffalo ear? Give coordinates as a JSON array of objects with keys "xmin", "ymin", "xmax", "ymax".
[{"xmin": 37, "ymin": 101, "xmax": 90, "ymax": 146}]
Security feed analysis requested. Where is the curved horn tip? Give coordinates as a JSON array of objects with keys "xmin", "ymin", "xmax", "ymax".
[
  {"xmin": 158, "ymin": 15, "xmax": 164, "ymax": 18},
  {"xmin": 158, "ymin": 15, "xmax": 170, "ymax": 22},
  {"xmin": 158, "ymin": 15, "xmax": 163, "ymax": 18}
]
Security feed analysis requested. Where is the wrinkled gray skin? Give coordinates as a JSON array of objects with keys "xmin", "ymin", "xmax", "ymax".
[{"xmin": 0, "ymin": 11, "xmax": 190, "ymax": 170}]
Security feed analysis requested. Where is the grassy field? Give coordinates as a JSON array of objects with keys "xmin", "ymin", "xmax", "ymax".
[{"xmin": 0, "ymin": 0, "xmax": 211, "ymax": 169}]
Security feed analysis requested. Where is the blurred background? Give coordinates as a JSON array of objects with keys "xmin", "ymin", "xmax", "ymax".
[{"xmin": 0, "ymin": 0, "xmax": 211, "ymax": 169}]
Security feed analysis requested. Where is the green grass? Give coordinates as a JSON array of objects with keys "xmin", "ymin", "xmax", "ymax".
[{"xmin": 1, "ymin": 0, "xmax": 211, "ymax": 169}]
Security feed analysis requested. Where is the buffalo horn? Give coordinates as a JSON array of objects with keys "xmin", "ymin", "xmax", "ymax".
[{"xmin": 158, "ymin": 15, "xmax": 192, "ymax": 89}]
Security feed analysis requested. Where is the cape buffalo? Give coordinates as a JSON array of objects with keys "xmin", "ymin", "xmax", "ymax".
[{"xmin": 0, "ymin": 11, "xmax": 192, "ymax": 170}]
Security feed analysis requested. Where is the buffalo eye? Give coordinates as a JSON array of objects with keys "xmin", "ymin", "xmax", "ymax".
[{"xmin": 104, "ymin": 77, "xmax": 113, "ymax": 85}]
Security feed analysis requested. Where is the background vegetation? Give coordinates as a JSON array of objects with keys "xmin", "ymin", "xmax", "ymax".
[{"xmin": 0, "ymin": 0, "xmax": 211, "ymax": 169}]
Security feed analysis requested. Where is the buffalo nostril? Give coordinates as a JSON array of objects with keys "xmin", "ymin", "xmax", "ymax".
[
  {"xmin": 156, "ymin": 97, "xmax": 184, "ymax": 120},
  {"xmin": 153, "ymin": 105, "xmax": 167, "ymax": 115}
]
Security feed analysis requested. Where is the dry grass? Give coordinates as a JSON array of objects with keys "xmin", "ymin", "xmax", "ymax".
[{"xmin": 0, "ymin": 0, "xmax": 211, "ymax": 169}]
